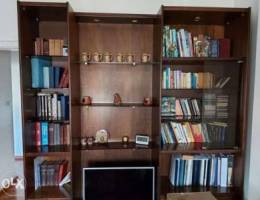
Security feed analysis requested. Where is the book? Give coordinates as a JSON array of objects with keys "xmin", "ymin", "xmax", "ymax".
[
  {"xmin": 31, "ymin": 56, "xmax": 52, "ymax": 88},
  {"xmin": 169, "ymin": 155, "xmax": 233, "ymax": 188},
  {"xmin": 41, "ymin": 122, "xmax": 49, "ymax": 145},
  {"xmin": 219, "ymin": 38, "xmax": 231, "ymax": 58}
]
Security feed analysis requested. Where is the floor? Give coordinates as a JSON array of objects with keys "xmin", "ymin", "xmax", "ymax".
[{"xmin": 0, "ymin": 186, "xmax": 24, "ymax": 200}]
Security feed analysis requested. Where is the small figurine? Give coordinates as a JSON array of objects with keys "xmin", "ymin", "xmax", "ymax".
[
  {"xmin": 87, "ymin": 136, "xmax": 95, "ymax": 146},
  {"xmin": 122, "ymin": 136, "xmax": 129, "ymax": 144},
  {"xmin": 143, "ymin": 97, "xmax": 152, "ymax": 106},
  {"xmin": 82, "ymin": 96, "xmax": 92, "ymax": 105},
  {"xmin": 113, "ymin": 93, "xmax": 122, "ymax": 105},
  {"xmin": 81, "ymin": 137, "xmax": 87, "ymax": 146},
  {"xmin": 95, "ymin": 129, "xmax": 109, "ymax": 143}
]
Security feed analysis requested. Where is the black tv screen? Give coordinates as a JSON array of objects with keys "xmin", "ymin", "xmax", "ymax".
[{"xmin": 83, "ymin": 167, "xmax": 155, "ymax": 200}]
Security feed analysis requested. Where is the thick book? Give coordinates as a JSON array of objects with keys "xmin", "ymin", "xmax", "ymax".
[
  {"xmin": 31, "ymin": 56, "xmax": 51, "ymax": 88},
  {"xmin": 41, "ymin": 122, "xmax": 49, "ymax": 145}
]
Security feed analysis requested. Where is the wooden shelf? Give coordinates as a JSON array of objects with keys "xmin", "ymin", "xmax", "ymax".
[
  {"xmin": 25, "ymin": 145, "xmax": 71, "ymax": 157},
  {"xmin": 79, "ymin": 142, "xmax": 155, "ymax": 151},
  {"xmin": 161, "ymin": 116, "xmax": 229, "ymax": 122},
  {"xmin": 27, "ymin": 118, "xmax": 70, "ymax": 123},
  {"xmin": 163, "ymin": 57, "xmax": 245, "ymax": 64},
  {"xmin": 78, "ymin": 61, "xmax": 159, "ymax": 66},
  {"xmin": 160, "ymin": 176, "xmax": 239, "ymax": 200},
  {"xmin": 74, "ymin": 102, "xmax": 156, "ymax": 108},
  {"xmin": 160, "ymin": 143, "xmax": 240, "ymax": 154},
  {"xmin": 161, "ymin": 88, "xmax": 236, "ymax": 97},
  {"xmin": 28, "ymin": 186, "xmax": 71, "ymax": 200},
  {"xmin": 24, "ymin": 88, "xmax": 69, "ymax": 94},
  {"xmin": 25, "ymin": 55, "xmax": 68, "ymax": 59}
]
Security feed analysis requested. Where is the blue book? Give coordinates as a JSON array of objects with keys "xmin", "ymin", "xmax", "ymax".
[
  {"xmin": 172, "ymin": 29, "xmax": 179, "ymax": 57},
  {"xmin": 179, "ymin": 160, "xmax": 185, "ymax": 186},
  {"xmin": 43, "ymin": 66, "xmax": 50, "ymax": 88},
  {"xmin": 49, "ymin": 67, "xmax": 54, "ymax": 88},
  {"xmin": 41, "ymin": 122, "xmax": 49, "ymax": 145},
  {"xmin": 209, "ymin": 40, "xmax": 219, "ymax": 57},
  {"xmin": 31, "ymin": 56, "xmax": 51, "ymax": 88}
]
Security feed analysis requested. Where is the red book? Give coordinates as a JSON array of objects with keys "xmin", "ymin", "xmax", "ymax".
[
  {"xmin": 35, "ymin": 122, "xmax": 41, "ymax": 146},
  {"xmin": 58, "ymin": 160, "xmax": 68, "ymax": 183},
  {"xmin": 62, "ymin": 73, "xmax": 69, "ymax": 88},
  {"xmin": 190, "ymin": 124, "xmax": 203, "ymax": 143},
  {"xmin": 219, "ymin": 38, "xmax": 231, "ymax": 58},
  {"xmin": 58, "ymin": 68, "xmax": 68, "ymax": 88}
]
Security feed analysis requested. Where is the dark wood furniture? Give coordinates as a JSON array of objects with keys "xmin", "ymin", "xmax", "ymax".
[{"xmin": 18, "ymin": 2, "xmax": 250, "ymax": 200}]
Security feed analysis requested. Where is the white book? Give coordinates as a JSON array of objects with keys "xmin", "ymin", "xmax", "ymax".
[
  {"xmin": 52, "ymin": 93, "xmax": 58, "ymax": 119},
  {"xmin": 170, "ymin": 122, "xmax": 184, "ymax": 143},
  {"xmin": 59, "ymin": 172, "xmax": 71, "ymax": 186},
  {"xmin": 43, "ymin": 66, "xmax": 50, "ymax": 88},
  {"xmin": 57, "ymin": 100, "xmax": 62, "ymax": 119},
  {"xmin": 34, "ymin": 157, "xmax": 44, "ymax": 189},
  {"xmin": 210, "ymin": 157, "xmax": 215, "ymax": 186},
  {"xmin": 187, "ymin": 159, "xmax": 193, "ymax": 186},
  {"xmin": 220, "ymin": 157, "xmax": 228, "ymax": 187},
  {"xmin": 219, "ymin": 77, "xmax": 231, "ymax": 88},
  {"xmin": 169, "ymin": 155, "xmax": 176, "ymax": 186}
]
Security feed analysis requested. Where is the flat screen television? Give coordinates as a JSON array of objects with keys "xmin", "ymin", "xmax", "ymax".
[{"xmin": 83, "ymin": 166, "xmax": 155, "ymax": 200}]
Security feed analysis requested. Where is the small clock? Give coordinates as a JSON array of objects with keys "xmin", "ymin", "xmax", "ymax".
[
  {"xmin": 135, "ymin": 134, "xmax": 150, "ymax": 145},
  {"xmin": 95, "ymin": 129, "xmax": 109, "ymax": 143}
]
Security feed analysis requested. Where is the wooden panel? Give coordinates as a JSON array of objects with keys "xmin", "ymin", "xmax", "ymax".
[
  {"xmin": 76, "ymin": 12, "xmax": 158, "ymax": 24},
  {"xmin": 81, "ymin": 107, "xmax": 152, "ymax": 140},
  {"xmin": 39, "ymin": 21, "xmax": 68, "ymax": 39}
]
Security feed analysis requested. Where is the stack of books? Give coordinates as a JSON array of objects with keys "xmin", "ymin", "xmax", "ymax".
[
  {"xmin": 216, "ymin": 95, "xmax": 229, "ymax": 118},
  {"xmin": 36, "ymin": 93, "xmax": 69, "ymax": 120},
  {"xmin": 162, "ymin": 67, "xmax": 214, "ymax": 89},
  {"xmin": 202, "ymin": 94, "xmax": 229, "ymax": 119},
  {"xmin": 161, "ymin": 121, "xmax": 228, "ymax": 145},
  {"xmin": 34, "ymin": 122, "xmax": 70, "ymax": 146},
  {"xmin": 163, "ymin": 26, "xmax": 231, "ymax": 58},
  {"xmin": 31, "ymin": 56, "xmax": 69, "ymax": 89},
  {"xmin": 169, "ymin": 154, "xmax": 234, "ymax": 187},
  {"xmin": 34, "ymin": 38, "xmax": 68, "ymax": 56},
  {"xmin": 161, "ymin": 97, "xmax": 201, "ymax": 119},
  {"xmin": 34, "ymin": 158, "xmax": 68, "ymax": 189}
]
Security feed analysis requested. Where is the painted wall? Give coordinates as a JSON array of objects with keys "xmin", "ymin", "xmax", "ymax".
[
  {"xmin": 1, "ymin": 0, "xmax": 235, "ymax": 50},
  {"xmin": 234, "ymin": 1, "xmax": 260, "ymax": 200},
  {"xmin": 0, "ymin": 51, "xmax": 16, "ymax": 183}
]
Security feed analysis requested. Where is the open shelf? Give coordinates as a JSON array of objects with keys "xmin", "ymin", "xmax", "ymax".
[
  {"xmin": 28, "ymin": 186, "xmax": 71, "ymax": 200},
  {"xmin": 160, "ymin": 143, "xmax": 240, "ymax": 154},
  {"xmin": 163, "ymin": 57, "xmax": 245, "ymax": 65},
  {"xmin": 25, "ymin": 145, "xmax": 71, "ymax": 157},
  {"xmin": 79, "ymin": 61, "xmax": 159, "ymax": 66},
  {"xmin": 160, "ymin": 176, "xmax": 239, "ymax": 200},
  {"xmin": 79, "ymin": 142, "xmax": 155, "ymax": 151}
]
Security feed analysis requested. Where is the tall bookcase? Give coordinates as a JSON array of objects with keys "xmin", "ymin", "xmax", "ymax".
[{"xmin": 18, "ymin": 2, "xmax": 250, "ymax": 200}]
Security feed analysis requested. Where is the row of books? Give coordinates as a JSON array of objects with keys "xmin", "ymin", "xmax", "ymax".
[
  {"xmin": 36, "ymin": 93, "xmax": 69, "ymax": 120},
  {"xmin": 34, "ymin": 157, "xmax": 68, "ymax": 189},
  {"xmin": 162, "ymin": 68, "xmax": 215, "ymax": 89},
  {"xmin": 31, "ymin": 56, "xmax": 69, "ymax": 88},
  {"xmin": 161, "ymin": 122, "xmax": 228, "ymax": 144},
  {"xmin": 203, "ymin": 94, "xmax": 229, "ymax": 119},
  {"xmin": 161, "ymin": 95, "xmax": 229, "ymax": 119},
  {"xmin": 169, "ymin": 155, "xmax": 233, "ymax": 187},
  {"xmin": 34, "ymin": 38, "xmax": 68, "ymax": 56},
  {"xmin": 162, "ymin": 97, "xmax": 201, "ymax": 118},
  {"xmin": 34, "ymin": 122, "xmax": 70, "ymax": 146},
  {"xmin": 163, "ymin": 26, "xmax": 231, "ymax": 58}
]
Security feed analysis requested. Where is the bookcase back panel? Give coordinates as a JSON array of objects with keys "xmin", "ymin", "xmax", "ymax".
[
  {"xmin": 39, "ymin": 21, "xmax": 68, "ymax": 40},
  {"xmin": 81, "ymin": 107, "xmax": 152, "ymax": 140},
  {"xmin": 80, "ymin": 65, "xmax": 152, "ymax": 103},
  {"xmin": 78, "ymin": 23, "xmax": 154, "ymax": 59}
]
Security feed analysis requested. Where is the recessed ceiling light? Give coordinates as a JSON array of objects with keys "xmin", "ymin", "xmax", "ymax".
[
  {"xmin": 132, "ymin": 19, "xmax": 138, "ymax": 23},
  {"xmin": 94, "ymin": 19, "xmax": 100, "ymax": 22},
  {"xmin": 194, "ymin": 16, "xmax": 201, "ymax": 22}
]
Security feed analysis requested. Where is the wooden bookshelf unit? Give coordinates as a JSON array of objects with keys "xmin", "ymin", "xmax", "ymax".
[{"xmin": 18, "ymin": 2, "xmax": 250, "ymax": 200}]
